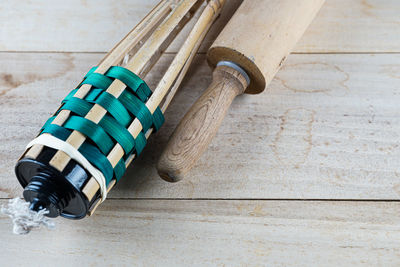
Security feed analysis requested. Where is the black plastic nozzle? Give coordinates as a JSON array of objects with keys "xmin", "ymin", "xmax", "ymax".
[
  {"xmin": 28, "ymin": 198, "xmax": 47, "ymax": 212},
  {"xmin": 15, "ymin": 146, "xmax": 95, "ymax": 219}
]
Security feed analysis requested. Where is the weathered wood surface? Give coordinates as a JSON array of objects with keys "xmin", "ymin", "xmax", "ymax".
[
  {"xmin": 1, "ymin": 52, "xmax": 400, "ymax": 200},
  {"xmin": 1, "ymin": 0, "xmax": 399, "ymax": 265},
  {"xmin": 1, "ymin": 199, "xmax": 399, "ymax": 266},
  {"xmin": 1, "ymin": 0, "xmax": 399, "ymax": 53}
]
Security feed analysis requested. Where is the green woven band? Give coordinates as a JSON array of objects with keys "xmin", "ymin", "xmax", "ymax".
[{"xmin": 40, "ymin": 66, "xmax": 164, "ymax": 185}]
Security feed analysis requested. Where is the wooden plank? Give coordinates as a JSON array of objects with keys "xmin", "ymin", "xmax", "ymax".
[
  {"xmin": 1, "ymin": 0, "xmax": 400, "ymax": 53},
  {"xmin": 296, "ymin": 0, "xmax": 400, "ymax": 53},
  {"xmin": 1, "ymin": 199, "xmax": 399, "ymax": 266},
  {"xmin": 1, "ymin": 52, "xmax": 400, "ymax": 200},
  {"xmin": 118, "ymin": 53, "xmax": 400, "ymax": 200},
  {"xmin": 0, "ymin": 0, "xmax": 238, "ymax": 53}
]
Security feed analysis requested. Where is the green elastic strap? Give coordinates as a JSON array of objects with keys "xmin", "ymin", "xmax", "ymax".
[
  {"xmin": 95, "ymin": 92, "xmax": 131, "ymax": 127},
  {"xmin": 86, "ymin": 66, "xmax": 97, "ymax": 76},
  {"xmin": 99, "ymin": 115, "xmax": 135, "ymax": 154},
  {"xmin": 105, "ymin": 66, "xmax": 151, "ymax": 102},
  {"xmin": 41, "ymin": 65, "xmax": 165, "ymax": 185},
  {"xmin": 63, "ymin": 89, "xmax": 78, "ymax": 102},
  {"xmin": 81, "ymin": 88, "xmax": 104, "ymax": 102},
  {"xmin": 77, "ymin": 68, "xmax": 163, "ymax": 132},
  {"xmin": 81, "ymin": 72, "xmax": 113, "ymax": 89},
  {"xmin": 113, "ymin": 159, "xmax": 126, "ymax": 182},
  {"xmin": 152, "ymin": 107, "xmax": 164, "ymax": 131},
  {"xmin": 61, "ymin": 97, "xmax": 91, "ymax": 116},
  {"xmin": 41, "ymin": 123, "xmax": 115, "ymax": 183},
  {"xmin": 60, "ymin": 97, "xmax": 137, "ymax": 155},
  {"xmin": 63, "ymin": 115, "xmax": 115, "ymax": 155},
  {"xmin": 135, "ymin": 132, "xmax": 147, "ymax": 155},
  {"xmin": 119, "ymin": 90, "xmax": 153, "ymax": 132},
  {"xmin": 65, "ymin": 89, "xmax": 132, "ymax": 128}
]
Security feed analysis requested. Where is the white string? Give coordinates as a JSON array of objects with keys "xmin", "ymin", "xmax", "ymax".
[
  {"xmin": 26, "ymin": 134, "xmax": 107, "ymax": 202},
  {"xmin": 1, "ymin": 198, "xmax": 55, "ymax": 235}
]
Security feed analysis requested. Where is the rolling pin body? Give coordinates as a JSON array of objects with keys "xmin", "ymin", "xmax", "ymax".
[{"xmin": 158, "ymin": 0, "xmax": 325, "ymax": 181}]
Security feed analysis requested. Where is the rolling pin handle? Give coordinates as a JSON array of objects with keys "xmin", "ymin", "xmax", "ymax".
[{"xmin": 157, "ymin": 63, "xmax": 250, "ymax": 182}]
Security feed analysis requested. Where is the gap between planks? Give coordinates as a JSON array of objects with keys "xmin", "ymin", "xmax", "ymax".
[
  {"xmin": 3, "ymin": 51, "xmax": 400, "ymax": 55},
  {"xmin": 1, "ymin": 197, "xmax": 400, "ymax": 202}
]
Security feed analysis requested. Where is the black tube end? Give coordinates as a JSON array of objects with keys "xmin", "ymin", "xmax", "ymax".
[
  {"xmin": 29, "ymin": 199, "xmax": 47, "ymax": 212},
  {"xmin": 15, "ymin": 148, "xmax": 92, "ymax": 219},
  {"xmin": 22, "ymin": 171, "xmax": 71, "ymax": 218}
]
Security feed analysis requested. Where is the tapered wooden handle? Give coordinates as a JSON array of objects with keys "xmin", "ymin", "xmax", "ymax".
[{"xmin": 157, "ymin": 65, "xmax": 249, "ymax": 182}]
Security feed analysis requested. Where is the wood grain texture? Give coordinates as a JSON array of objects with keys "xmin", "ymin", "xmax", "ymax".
[
  {"xmin": 47, "ymin": 0, "xmax": 208, "ymax": 197},
  {"xmin": 158, "ymin": 0, "xmax": 324, "ymax": 180},
  {"xmin": 0, "ymin": 0, "xmax": 398, "ymax": 264},
  {"xmin": 208, "ymin": 0, "xmax": 324, "ymax": 94},
  {"xmin": 1, "ymin": 199, "xmax": 399, "ymax": 266},
  {"xmin": 1, "ymin": 0, "xmax": 400, "ymax": 53},
  {"xmin": 158, "ymin": 66, "xmax": 248, "ymax": 182},
  {"xmin": 80, "ymin": 0, "xmax": 226, "ymax": 200},
  {"xmin": 297, "ymin": 0, "xmax": 400, "ymax": 53},
  {"xmin": 1, "ymin": 52, "xmax": 400, "ymax": 200}
]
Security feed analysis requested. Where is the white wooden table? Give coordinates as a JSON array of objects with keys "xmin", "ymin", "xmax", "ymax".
[{"xmin": 1, "ymin": 0, "xmax": 400, "ymax": 266}]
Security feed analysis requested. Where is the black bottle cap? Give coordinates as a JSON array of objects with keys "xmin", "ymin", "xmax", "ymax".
[{"xmin": 15, "ymin": 148, "xmax": 92, "ymax": 219}]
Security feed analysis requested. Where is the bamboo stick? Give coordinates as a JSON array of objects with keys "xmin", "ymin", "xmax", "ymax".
[
  {"xmin": 123, "ymin": 2, "xmax": 217, "ymax": 168},
  {"xmin": 83, "ymin": 0, "xmax": 226, "ymax": 203},
  {"xmin": 25, "ymin": 0, "xmax": 172, "ymax": 160},
  {"xmin": 157, "ymin": 0, "xmax": 325, "ymax": 181},
  {"xmin": 49, "ymin": 0, "xmax": 201, "ymax": 171},
  {"xmin": 160, "ymin": 1, "xmax": 222, "ymax": 112}
]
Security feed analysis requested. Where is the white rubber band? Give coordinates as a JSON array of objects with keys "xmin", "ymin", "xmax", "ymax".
[{"xmin": 26, "ymin": 134, "xmax": 107, "ymax": 202}]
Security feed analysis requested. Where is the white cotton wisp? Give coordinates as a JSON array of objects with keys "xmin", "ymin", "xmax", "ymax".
[{"xmin": 1, "ymin": 198, "xmax": 55, "ymax": 235}]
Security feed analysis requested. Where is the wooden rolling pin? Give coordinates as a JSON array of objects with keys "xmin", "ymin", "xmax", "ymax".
[{"xmin": 157, "ymin": 0, "xmax": 325, "ymax": 182}]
